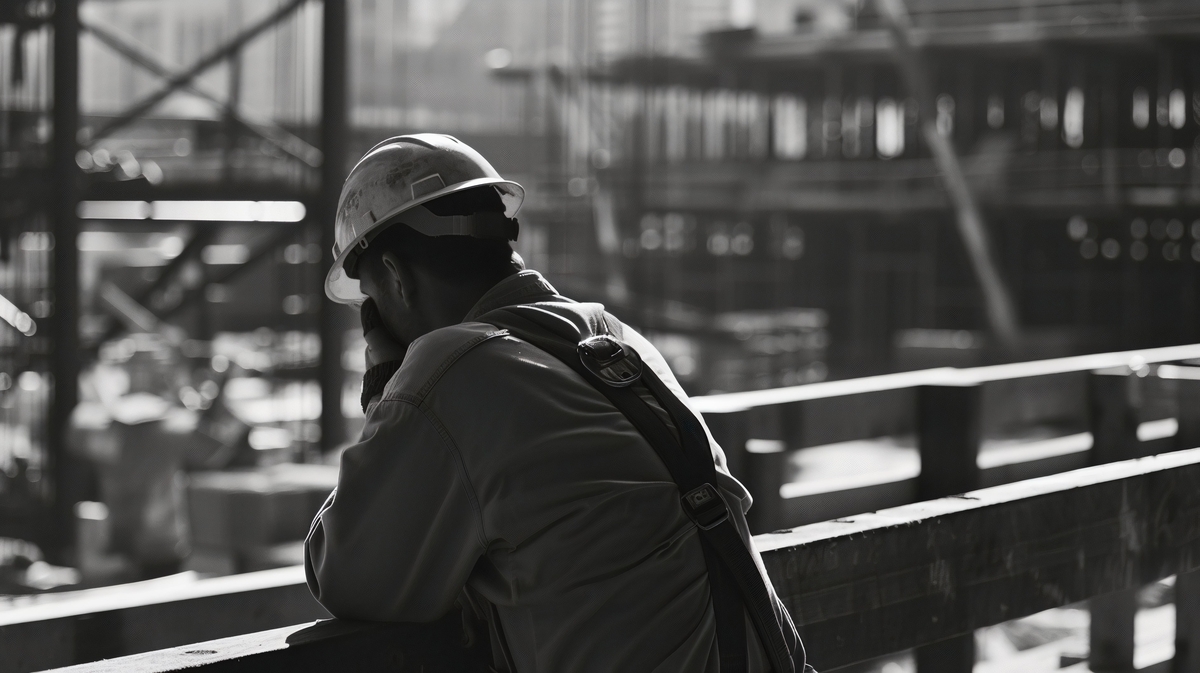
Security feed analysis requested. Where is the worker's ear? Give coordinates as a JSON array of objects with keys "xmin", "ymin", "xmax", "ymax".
[{"xmin": 379, "ymin": 251, "xmax": 417, "ymax": 309}]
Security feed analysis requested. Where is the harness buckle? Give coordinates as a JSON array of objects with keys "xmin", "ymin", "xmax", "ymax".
[
  {"xmin": 577, "ymin": 335, "xmax": 642, "ymax": 388},
  {"xmin": 681, "ymin": 483, "xmax": 729, "ymax": 530}
]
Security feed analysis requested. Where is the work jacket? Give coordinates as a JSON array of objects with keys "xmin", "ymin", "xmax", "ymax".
[{"xmin": 305, "ymin": 270, "xmax": 798, "ymax": 672}]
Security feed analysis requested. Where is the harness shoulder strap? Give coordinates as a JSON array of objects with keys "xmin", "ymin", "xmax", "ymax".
[{"xmin": 479, "ymin": 306, "xmax": 798, "ymax": 673}]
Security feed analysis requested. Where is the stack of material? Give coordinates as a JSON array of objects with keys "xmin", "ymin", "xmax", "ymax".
[{"xmin": 186, "ymin": 463, "xmax": 338, "ymax": 575}]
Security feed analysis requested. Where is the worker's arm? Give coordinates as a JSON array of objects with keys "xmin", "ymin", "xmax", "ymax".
[{"xmin": 304, "ymin": 399, "xmax": 487, "ymax": 622}]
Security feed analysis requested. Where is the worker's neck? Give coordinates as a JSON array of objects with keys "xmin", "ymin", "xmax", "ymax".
[{"xmin": 417, "ymin": 266, "xmax": 517, "ymax": 331}]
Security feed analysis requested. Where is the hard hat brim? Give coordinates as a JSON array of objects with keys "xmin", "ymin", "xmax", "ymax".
[{"xmin": 324, "ymin": 177, "xmax": 525, "ymax": 305}]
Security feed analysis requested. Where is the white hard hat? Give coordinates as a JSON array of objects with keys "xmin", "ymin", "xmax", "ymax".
[{"xmin": 324, "ymin": 133, "xmax": 525, "ymax": 305}]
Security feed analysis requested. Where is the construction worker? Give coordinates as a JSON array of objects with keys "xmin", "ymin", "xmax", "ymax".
[{"xmin": 305, "ymin": 134, "xmax": 807, "ymax": 672}]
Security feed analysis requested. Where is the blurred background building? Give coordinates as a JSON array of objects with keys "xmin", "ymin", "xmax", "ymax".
[{"xmin": 0, "ymin": 0, "xmax": 1198, "ymax": 624}]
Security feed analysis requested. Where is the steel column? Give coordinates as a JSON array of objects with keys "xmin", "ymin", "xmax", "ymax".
[
  {"xmin": 318, "ymin": 0, "xmax": 348, "ymax": 452},
  {"xmin": 49, "ymin": 0, "xmax": 81, "ymax": 559}
]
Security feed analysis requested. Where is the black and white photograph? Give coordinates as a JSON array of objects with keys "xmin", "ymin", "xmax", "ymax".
[{"xmin": 0, "ymin": 1, "xmax": 1198, "ymax": 671}]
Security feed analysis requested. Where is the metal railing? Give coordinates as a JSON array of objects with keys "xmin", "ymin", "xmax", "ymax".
[{"xmin": 7, "ymin": 342, "xmax": 1200, "ymax": 671}]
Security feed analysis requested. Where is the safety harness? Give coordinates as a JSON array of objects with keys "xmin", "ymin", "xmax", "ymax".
[{"xmin": 479, "ymin": 304, "xmax": 801, "ymax": 673}]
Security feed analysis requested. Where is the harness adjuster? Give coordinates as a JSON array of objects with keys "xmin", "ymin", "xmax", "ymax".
[
  {"xmin": 681, "ymin": 483, "xmax": 729, "ymax": 530},
  {"xmin": 577, "ymin": 335, "xmax": 643, "ymax": 388}
]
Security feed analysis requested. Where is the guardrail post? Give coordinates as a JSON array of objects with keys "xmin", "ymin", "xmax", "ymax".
[
  {"xmin": 916, "ymin": 383, "xmax": 982, "ymax": 500},
  {"xmin": 743, "ymin": 404, "xmax": 789, "ymax": 534},
  {"xmin": 1178, "ymin": 570, "xmax": 1200, "ymax": 673},
  {"xmin": 1174, "ymin": 369, "xmax": 1200, "ymax": 451},
  {"xmin": 915, "ymin": 383, "xmax": 981, "ymax": 673},
  {"xmin": 1087, "ymin": 367, "xmax": 1140, "ymax": 672},
  {"xmin": 1089, "ymin": 368, "xmax": 1142, "ymax": 465},
  {"xmin": 1089, "ymin": 590, "xmax": 1136, "ymax": 672},
  {"xmin": 915, "ymin": 632, "xmax": 975, "ymax": 673},
  {"xmin": 703, "ymin": 405, "xmax": 792, "ymax": 535}
]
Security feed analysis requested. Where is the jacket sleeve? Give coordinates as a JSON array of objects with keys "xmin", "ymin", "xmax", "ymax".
[{"xmin": 304, "ymin": 398, "xmax": 487, "ymax": 622}]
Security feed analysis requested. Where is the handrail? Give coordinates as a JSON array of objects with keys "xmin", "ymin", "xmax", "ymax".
[
  {"xmin": 0, "ymin": 567, "xmax": 308, "ymax": 628},
  {"xmin": 761, "ymin": 447, "xmax": 1200, "ymax": 669},
  {"xmin": 39, "ymin": 448, "xmax": 1200, "ymax": 672},
  {"xmin": 10, "ymin": 345, "xmax": 1200, "ymax": 670},
  {"xmin": 692, "ymin": 343, "xmax": 1200, "ymax": 413}
]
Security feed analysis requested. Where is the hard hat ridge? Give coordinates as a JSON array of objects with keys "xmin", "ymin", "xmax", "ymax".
[{"xmin": 325, "ymin": 133, "xmax": 525, "ymax": 305}]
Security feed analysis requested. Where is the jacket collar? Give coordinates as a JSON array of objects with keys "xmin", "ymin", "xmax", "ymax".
[{"xmin": 463, "ymin": 270, "xmax": 562, "ymax": 322}]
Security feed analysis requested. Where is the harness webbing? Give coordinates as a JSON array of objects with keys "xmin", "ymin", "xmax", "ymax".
[{"xmin": 480, "ymin": 305, "xmax": 797, "ymax": 673}]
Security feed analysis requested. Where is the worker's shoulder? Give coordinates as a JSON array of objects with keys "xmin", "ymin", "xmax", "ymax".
[{"xmin": 378, "ymin": 321, "xmax": 545, "ymax": 404}]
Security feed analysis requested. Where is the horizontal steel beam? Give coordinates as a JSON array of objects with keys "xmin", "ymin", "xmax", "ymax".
[
  {"xmin": 82, "ymin": 21, "xmax": 322, "ymax": 168},
  {"xmin": 82, "ymin": 183, "xmax": 311, "ymax": 203},
  {"xmin": 84, "ymin": 0, "xmax": 308, "ymax": 146}
]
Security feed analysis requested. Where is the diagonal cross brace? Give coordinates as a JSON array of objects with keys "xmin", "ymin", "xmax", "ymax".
[
  {"xmin": 83, "ymin": 20, "xmax": 322, "ymax": 167},
  {"xmin": 876, "ymin": 0, "xmax": 1020, "ymax": 350},
  {"xmin": 83, "ymin": 0, "xmax": 309, "ymax": 147}
]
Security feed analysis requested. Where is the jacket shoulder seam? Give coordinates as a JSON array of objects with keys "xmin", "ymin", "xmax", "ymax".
[
  {"xmin": 385, "ymin": 393, "xmax": 490, "ymax": 548},
  {"xmin": 383, "ymin": 329, "xmax": 509, "ymax": 403}
]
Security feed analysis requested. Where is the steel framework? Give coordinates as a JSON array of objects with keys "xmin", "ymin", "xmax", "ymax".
[{"xmin": 0, "ymin": 0, "xmax": 351, "ymax": 559}]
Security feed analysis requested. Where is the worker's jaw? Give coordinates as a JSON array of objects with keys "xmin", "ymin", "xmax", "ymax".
[{"xmin": 355, "ymin": 253, "xmax": 428, "ymax": 347}]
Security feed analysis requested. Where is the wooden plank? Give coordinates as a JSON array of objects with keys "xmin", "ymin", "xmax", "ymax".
[
  {"xmin": 43, "ymin": 614, "xmax": 490, "ymax": 673},
  {"xmin": 0, "ymin": 567, "xmax": 329, "ymax": 673},
  {"xmin": 757, "ymin": 448, "xmax": 1200, "ymax": 671},
  {"xmin": 46, "ymin": 449, "xmax": 1200, "ymax": 673}
]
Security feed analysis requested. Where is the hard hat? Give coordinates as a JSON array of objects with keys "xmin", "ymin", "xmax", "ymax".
[{"xmin": 325, "ymin": 133, "xmax": 525, "ymax": 305}]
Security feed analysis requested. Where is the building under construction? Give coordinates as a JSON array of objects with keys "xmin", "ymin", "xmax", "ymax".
[
  {"xmin": 551, "ymin": 0, "xmax": 1200, "ymax": 382},
  {"xmin": 2, "ymin": 1, "xmax": 1200, "ymax": 673}
]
